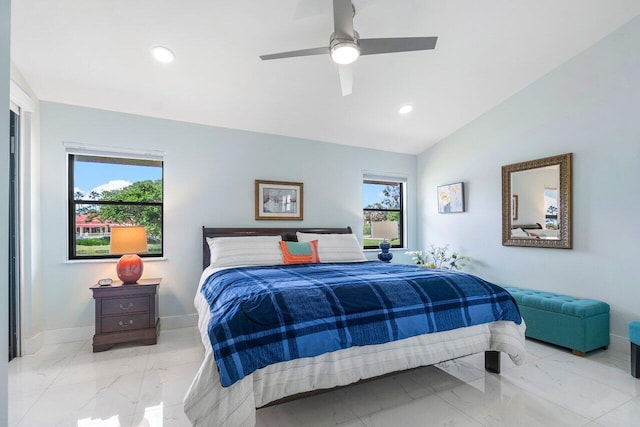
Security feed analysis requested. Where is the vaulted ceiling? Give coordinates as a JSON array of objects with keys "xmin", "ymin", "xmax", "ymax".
[{"xmin": 10, "ymin": 1, "xmax": 640, "ymax": 154}]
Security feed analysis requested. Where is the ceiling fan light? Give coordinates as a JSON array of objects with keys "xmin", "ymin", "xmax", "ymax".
[{"xmin": 331, "ymin": 42, "xmax": 360, "ymax": 65}]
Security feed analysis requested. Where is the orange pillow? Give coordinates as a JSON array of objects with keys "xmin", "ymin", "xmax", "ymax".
[{"xmin": 279, "ymin": 240, "xmax": 320, "ymax": 265}]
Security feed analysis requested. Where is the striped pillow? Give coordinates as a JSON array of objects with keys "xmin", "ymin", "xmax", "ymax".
[
  {"xmin": 279, "ymin": 240, "xmax": 320, "ymax": 265},
  {"xmin": 296, "ymin": 232, "xmax": 367, "ymax": 263},
  {"xmin": 207, "ymin": 235, "xmax": 283, "ymax": 267}
]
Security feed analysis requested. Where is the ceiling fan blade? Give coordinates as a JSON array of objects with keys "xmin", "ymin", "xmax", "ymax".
[
  {"xmin": 338, "ymin": 64, "xmax": 353, "ymax": 96},
  {"xmin": 333, "ymin": 0, "xmax": 354, "ymax": 39},
  {"xmin": 260, "ymin": 46, "xmax": 329, "ymax": 61},
  {"xmin": 359, "ymin": 37, "xmax": 438, "ymax": 56}
]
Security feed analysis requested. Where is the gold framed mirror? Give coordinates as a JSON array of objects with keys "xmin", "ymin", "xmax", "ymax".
[{"xmin": 502, "ymin": 153, "xmax": 572, "ymax": 249}]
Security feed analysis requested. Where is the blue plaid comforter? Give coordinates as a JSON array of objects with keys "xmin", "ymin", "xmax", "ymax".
[{"xmin": 201, "ymin": 261, "xmax": 521, "ymax": 386}]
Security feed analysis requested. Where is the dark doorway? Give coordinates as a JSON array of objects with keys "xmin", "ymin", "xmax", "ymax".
[{"xmin": 9, "ymin": 109, "xmax": 19, "ymax": 361}]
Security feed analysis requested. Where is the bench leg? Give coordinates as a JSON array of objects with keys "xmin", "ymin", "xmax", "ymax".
[
  {"xmin": 485, "ymin": 350, "xmax": 500, "ymax": 374},
  {"xmin": 632, "ymin": 343, "xmax": 640, "ymax": 378},
  {"xmin": 572, "ymin": 349, "xmax": 586, "ymax": 357}
]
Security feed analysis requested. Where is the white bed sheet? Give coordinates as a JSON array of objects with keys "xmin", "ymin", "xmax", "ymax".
[{"xmin": 184, "ymin": 266, "xmax": 526, "ymax": 427}]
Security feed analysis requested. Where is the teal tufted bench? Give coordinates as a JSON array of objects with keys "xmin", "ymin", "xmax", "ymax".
[
  {"xmin": 630, "ymin": 321, "xmax": 640, "ymax": 378},
  {"xmin": 504, "ymin": 286, "xmax": 610, "ymax": 356}
]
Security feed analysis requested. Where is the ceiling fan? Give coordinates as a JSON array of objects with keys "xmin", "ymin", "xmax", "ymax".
[{"xmin": 259, "ymin": 0, "xmax": 438, "ymax": 96}]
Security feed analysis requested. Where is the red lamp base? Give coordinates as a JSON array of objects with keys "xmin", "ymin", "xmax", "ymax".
[{"xmin": 116, "ymin": 254, "xmax": 144, "ymax": 284}]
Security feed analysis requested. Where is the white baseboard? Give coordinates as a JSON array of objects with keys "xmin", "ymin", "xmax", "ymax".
[
  {"xmin": 44, "ymin": 326, "xmax": 94, "ymax": 346},
  {"xmin": 21, "ymin": 326, "xmax": 93, "ymax": 355},
  {"xmin": 20, "ymin": 313, "xmax": 198, "ymax": 355},
  {"xmin": 609, "ymin": 333, "xmax": 628, "ymax": 353},
  {"xmin": 21, "ymin": 332, "xmax": 43, "ymax": 356},
  {"xmin": 160, "ymin": 313, "xmax": 198, "ymax": 330},
  {"xmin": 22, "ymin": 319, "xmax": 627, "ymax": 357}
]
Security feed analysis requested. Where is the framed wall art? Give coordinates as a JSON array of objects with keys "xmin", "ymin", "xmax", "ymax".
[
  {"xmin": 255, "ymin": 180, "xmax": 303, "ymax": 220},
  {"xmin": 437, "ymin": 182, "xmax": 465, "ymax": 214}
]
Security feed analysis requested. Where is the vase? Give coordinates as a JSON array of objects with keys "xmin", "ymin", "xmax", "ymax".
[{"xmin": 377, "ymin": 240, "xmax": 393, "ymax": 262}]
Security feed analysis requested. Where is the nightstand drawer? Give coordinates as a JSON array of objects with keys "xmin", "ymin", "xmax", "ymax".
[
  {"xmin": 102, "ymin": 296, "xmax": 149, "ymax": 316},
  {"xmin": 101, "ymin": 313, "xmax": 150, "ymax": 333}
]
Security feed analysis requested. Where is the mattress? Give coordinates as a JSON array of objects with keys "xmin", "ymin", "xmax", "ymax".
[{"xmin": 184, "ymin": 266, "xmax": 526, "ymax": 427}]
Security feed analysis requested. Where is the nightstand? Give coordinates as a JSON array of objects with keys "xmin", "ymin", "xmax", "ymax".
[{"xmin": 90, "ymin": 278, "xmax": 160, "ymax": 352}]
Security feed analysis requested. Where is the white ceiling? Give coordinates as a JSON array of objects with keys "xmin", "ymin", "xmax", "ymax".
[{"xmin": 10, "ymin": 1, "xmax": 640, "ymax": 154}]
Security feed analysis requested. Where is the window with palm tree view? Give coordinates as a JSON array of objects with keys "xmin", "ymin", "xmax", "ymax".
[
  {"xmin": 68, "ymin": 154, "xmax": 163, "ymax": 259},
  {"xmin": 362, "ymin": 180, "xmax": 404, "ymax": 249}
]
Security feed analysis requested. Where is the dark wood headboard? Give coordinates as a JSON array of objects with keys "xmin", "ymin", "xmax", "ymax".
[
  {"xmin": 511, "ymin": 223, "xmax": 543, "ymax": 230},
  {"xmin": 202, "ymin": 226, "xmax": 353, "ymax": 269}
]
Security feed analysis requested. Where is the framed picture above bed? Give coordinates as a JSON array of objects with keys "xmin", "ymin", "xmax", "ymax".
[{"xmin": 255, "ymin": 180, "xmax": 304, "ymax": 220}]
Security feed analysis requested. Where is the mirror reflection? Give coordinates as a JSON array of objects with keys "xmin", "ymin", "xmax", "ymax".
[
  {"xmin": 502, "ymin": 153, "xmax": 572, "ymax": 249},
  {"xmin": 510, "ymin": 165, "xmax": 560, "ymax": 240}
]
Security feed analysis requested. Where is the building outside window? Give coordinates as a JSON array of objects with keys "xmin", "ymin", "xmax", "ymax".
[
  {"xmin": 362, "ymin": 179, "xmax": 405, "ymax": 249},
  {"xmin": 68, "ymin": 153, "xmax": 163, "ymax": 259}
]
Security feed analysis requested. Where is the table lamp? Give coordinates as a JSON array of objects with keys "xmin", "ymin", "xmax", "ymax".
[{"xmin": 110, "ymin": 225, "xmax": 148, "ymax": 284}]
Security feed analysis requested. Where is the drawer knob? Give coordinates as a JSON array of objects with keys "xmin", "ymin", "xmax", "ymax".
[
  {"xmin": 119, "ymin": 302, "xmax": 134, "ymax": 310},
  {"xmin": 118, "ymin": 320, "xmax": 134, "ymax": 327}
]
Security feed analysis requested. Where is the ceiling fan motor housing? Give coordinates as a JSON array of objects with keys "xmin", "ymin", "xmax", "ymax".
[{"xmin": 330, "ymin": 31, "xmax": 360, "ymax": 64}]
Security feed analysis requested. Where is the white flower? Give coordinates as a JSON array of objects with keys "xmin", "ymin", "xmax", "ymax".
[{"xmin": 406, "ymin": 245, "xmax": 469, "ymax": 270}]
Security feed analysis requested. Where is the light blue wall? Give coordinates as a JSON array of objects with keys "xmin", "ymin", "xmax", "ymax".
[
  {"xmin": 1, "ymin": 0, "xmax": 10, "ymax": 421},
  {"xmin": 37, "ymin": 102, "xmax": 417, "ymax": 331},
  {"xmin": 417, "ymin": 16, "xmax": 640, "ymax": 345}
]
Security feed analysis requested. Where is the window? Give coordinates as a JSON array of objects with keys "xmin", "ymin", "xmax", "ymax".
[
  {"xmin": 68, "ymin": 154, "xmax": 163, "ymax": 259},
  {"xmin": 362, "ymin": 179, "xmax": 404, "ymax": 249},
  {"xmin": 544, "ymin": 187, "xmax": 558, "ymax": 230}
]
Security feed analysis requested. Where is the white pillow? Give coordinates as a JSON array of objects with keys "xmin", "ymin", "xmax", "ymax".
[
  {"xmin": 206, "ymin": 235, "xmax": 283, "ymax": 267},
  {"xmin": 510, "ymin": 228, "xmax": 528, "ymax": 237},
  {"xmin": 296, "ymin": 232, "xmax": 367, "ymax": 263}
]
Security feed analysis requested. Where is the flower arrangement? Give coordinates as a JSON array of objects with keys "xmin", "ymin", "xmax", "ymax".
[{"xmin": 405, "ymin": 245, "xmax": 469, "ymax": 270}]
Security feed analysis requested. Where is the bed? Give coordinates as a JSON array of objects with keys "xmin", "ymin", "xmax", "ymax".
[{"xmin": 184, "ymin": 226, "xmax": 526, "ymax": 426}]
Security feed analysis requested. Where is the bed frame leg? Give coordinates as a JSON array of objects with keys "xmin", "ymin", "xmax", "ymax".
[{"xmin": 485, "ymin": 350, "xmax": 501, "ymax": 374}]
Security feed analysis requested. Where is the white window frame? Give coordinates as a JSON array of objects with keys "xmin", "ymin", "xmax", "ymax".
[{"xmin": 65, "ymin": 143, "xmax": 165, "ymax": 261}]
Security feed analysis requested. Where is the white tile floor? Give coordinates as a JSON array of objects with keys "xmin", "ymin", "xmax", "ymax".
[{"xmin": 8, "ymin": 327, "xmax": 640, "ymax": 426}]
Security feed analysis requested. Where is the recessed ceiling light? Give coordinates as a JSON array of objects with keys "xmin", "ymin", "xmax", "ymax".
[
  {"xmin": 398, "ymin": 105, "xmax": 413, "ymax": 114},
  {"xmin": 151, "ymin": 46, "xmax": 175, "ymax": 64}
]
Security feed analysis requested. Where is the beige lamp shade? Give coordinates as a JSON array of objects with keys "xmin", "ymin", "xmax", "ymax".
[{"xmin": 110, "ymin": 226, "xmax": 148, "ymax": 255}]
